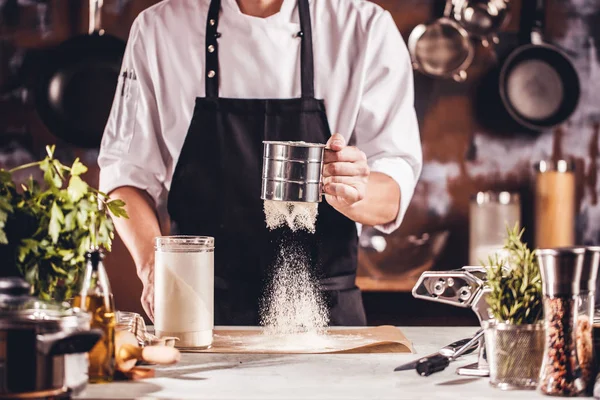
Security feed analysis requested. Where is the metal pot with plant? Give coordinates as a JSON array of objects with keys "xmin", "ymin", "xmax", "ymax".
[{"xmin": 482, "ymin": 223, "xmax": 545, "ymax": 390}]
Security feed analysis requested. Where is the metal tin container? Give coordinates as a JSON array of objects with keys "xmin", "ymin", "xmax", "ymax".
[
  {"xmin": 261, "ymin": 141, "xmax": 326, "ymax": 203},
  {"xmin": 0, "ymin": 278, "xmax": 102, "ymax": 398}
]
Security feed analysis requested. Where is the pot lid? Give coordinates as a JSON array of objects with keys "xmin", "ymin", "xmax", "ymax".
[{"xmin": 0, "ymin": 277, "xmax": 89, "ymax": 328}]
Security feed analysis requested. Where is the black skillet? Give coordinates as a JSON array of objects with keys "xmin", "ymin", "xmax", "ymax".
[
  {"xmin": 498, "ymin": 0, "xmax": 580, "ymax": 131},
  {"xmin": 33, "ymin": 0, "xmax": 125, "ymax": 148}
]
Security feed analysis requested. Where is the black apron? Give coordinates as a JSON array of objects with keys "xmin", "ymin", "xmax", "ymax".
[{"xmin": 167, "ymin": 0, "xmax": 366, "ymax": 326}]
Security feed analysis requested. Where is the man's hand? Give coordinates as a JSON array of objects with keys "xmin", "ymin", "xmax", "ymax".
[
  {"xmin": 138, "ymin": 265, "xmax": 155, "ymax": 322},
  {"xmin": 323, "ymin": 133, "xmax": 370, "ymax": 211}
]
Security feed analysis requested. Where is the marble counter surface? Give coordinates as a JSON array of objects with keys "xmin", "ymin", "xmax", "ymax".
[{"xmin": 76, "ymin": 326, "xmax": 594, "ymax": 400}]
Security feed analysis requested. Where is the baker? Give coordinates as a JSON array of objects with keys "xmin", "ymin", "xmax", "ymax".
[{"xmin": 98, "ymin": 0, "xmax": 422, "ymax": 326}]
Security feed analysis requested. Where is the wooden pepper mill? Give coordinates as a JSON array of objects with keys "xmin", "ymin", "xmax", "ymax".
[{"xmin": 534, "ymin": 160, "xmax": 576, "ymax": 248}]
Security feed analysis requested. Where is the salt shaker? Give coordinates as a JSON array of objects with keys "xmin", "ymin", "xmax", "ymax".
[
  {"xmin": 577, "ymin": 247, "xmax": 600, "ymax": 393},
  {"xmin": 537, "ymin": 247, "xmax": 586, "ymax": 396}
]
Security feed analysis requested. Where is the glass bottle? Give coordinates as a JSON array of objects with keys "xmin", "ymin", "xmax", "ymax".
[
  {"xmin": 577, "ymin": 247, "xmax": 600, "ymax": 393},
  {"xmin": 469, "ymin": 191, "xmax": 520, "ymax": 265},
  {"xmin": 72, "ymin": 249, "xmax": 116, "ymax": 383},
  {"xmin": 537, "ymin": 247, "xmax": 585, "ymax": 396}
]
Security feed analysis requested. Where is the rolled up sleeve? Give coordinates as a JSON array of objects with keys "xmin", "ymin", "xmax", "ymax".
[
  {"xmin": 98, "ymin": 17, "xmax": 166, "ymax": 208},
  {"xmin": 354, "ymin": 11, "xmax": 422, "ymax": 234}
]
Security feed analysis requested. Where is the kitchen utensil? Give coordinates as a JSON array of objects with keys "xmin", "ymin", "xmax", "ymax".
[
  {"xmin": 0, "ymin": 277, "xmax": 102, "ymax": 397},
  {"xmin": 414, "ymin": 329, "xmax": 485, "ymax": 376},
  {"xmin": 394, "ymin": 332, "xmax": 480, "ymax": 372},
  {"xmin": 537, "ymin": 247, "xmax": 586, "ymax": 395},
  {"xmin": 154, "ymin": 236, "xmax": 214, "ymax": 349},
  {"xmin": 412, "ymin": 266, "xmax": 493, "ymax": 377},
  {"xmin": 408, "ymin": 0, "xmax": 474, "ymax": 82},
  {"xmin": 32, "ymin": 0, "xmax": 125, "ymax": 148},
  {"xmin": 498, "ymin": 0, "xmax": 579, "ymax": 131},
  {"xmin": 534, "ymin": 160, "xmax": 576, "ymax": 248},
  {"xmin": 469, "ymin": 191, "xmax": 520, "ymax": 266},
  {"xmin": 115, "ymin": 330, "xmax": 181, "ymax": 372},
  {"xmin": 452, "ymin": 0, "xmax": 510, "ymax": 47},
  {"xmin": 261, "ymin": 140, "xmax": 325, "ymax": 203}
]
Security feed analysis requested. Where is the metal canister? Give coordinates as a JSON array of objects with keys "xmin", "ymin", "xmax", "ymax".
[{"xmin": 261, "ymin": 141, "xmax": 326, "ymax": 203}]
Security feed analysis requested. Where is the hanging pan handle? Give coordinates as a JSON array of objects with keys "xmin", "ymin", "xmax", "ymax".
[
  {"xmin": 530, "ymin": 0, "xmax": 545, "ymax": 45},
  {"xmin": 442, "ymin": 0, "xmax": 455, "ymax": 18},
  {"xmin": 88, "ymin": 0, "xmax": 103, "ymax": 35}
]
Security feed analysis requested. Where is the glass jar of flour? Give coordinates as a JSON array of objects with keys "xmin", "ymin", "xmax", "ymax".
[{"xmin": 154, "ymin": 236, "xmax": 214, "ymax": 348}]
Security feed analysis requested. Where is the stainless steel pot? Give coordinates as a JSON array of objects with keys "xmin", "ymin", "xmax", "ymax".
[{"xmin": 0, "ymin": 277, "xmax": 102, "ymax": 398}]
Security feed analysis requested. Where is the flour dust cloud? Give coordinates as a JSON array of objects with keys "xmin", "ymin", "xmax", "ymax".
[{"xmin": 260, "ymin": 244, "xmax": 329, "ymax": 336}]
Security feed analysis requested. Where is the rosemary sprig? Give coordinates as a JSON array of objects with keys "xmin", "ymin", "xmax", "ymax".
[{"xmin": 484, "ymin": 223, "xmax": 543, "ymax": 325}]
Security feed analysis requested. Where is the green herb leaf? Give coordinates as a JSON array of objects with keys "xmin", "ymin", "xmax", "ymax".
[
  {"xmin": 106, "ymin": 199, "xmax": 129, "ymax": 219},
  {"xmin": 67, "ymin": 176, "xmax": 88, "ymax": 202},
  {"xmin": 70, "ymin": 158, "xmax": 88, "ymax": 176},
  {"xmin": 49, "ymin": 201, "xmax": 65, "ymax": 243}
]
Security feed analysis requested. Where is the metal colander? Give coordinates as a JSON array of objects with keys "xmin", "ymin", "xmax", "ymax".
[{"xmin": 483, "ymin": 321, "xmax": 545, "ymax": 390}]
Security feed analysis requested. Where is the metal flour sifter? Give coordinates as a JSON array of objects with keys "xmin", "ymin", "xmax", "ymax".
[{"xmin": 261, "ymin": 141, "xmax": 326, "ymax": 203}]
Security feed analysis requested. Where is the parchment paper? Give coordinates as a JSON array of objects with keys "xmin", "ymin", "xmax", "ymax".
[{"xmin": 178, "ymin": 325, "xmax": 414, "ymax": 354}]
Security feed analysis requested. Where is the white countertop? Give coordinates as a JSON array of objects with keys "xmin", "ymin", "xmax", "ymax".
[{"xmin": 76, "ymin": 326, "xmax": 595, "ymax": 400}]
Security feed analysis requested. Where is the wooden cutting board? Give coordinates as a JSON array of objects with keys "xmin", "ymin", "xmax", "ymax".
[{"xmin": 178, "ymin": 325, "xmax": 414, "ymax": 354}]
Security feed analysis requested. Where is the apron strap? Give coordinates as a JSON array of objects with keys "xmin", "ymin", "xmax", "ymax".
[
  {"xmin": 297, "ymin": 0, "xmax": 315, "ymax": 98},
  {"xmin": 205, "ymin": 0, "xmax": 222, "ymax": 98},
  {"xmin": 204, "ymin": 0, "xmax": 315, "ymax": 99}
]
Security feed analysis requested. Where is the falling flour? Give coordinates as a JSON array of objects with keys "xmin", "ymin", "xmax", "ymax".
[
  {"xmin": 263, "ymin": 200, "xmax": 318, "ymax": 233},
  {"xmin": 260, "ymin": 245, "xmax": 329, "ymax": 336}
]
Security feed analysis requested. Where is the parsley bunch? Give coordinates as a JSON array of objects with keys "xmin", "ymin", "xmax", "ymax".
[{"xmin": 0, "ymin": 145, "xmax": 128, "ymax": 301}]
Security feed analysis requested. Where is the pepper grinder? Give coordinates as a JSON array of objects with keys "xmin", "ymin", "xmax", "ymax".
[
  {"xmin": 537, "ymin": 247, "xmax": 585, "ymax": 397},
  {"xmin": 580, "ymin": 247, "xmax": 600, "ymax": 394}
]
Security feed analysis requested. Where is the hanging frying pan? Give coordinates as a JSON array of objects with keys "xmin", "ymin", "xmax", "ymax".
[
  {"xmin": 408, "ymin": 0, "xmax": 474, "ymax": 82},
  {"xmin": 498, "ymin": 0, "xmax": 579, "ymax": 131},
  {"xmin": 33, "ymin": 0, "xmax": 125, "ymax": 148}
]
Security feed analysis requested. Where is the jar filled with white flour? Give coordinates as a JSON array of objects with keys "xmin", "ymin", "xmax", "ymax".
[{"xmin": 154, "ymin": 236, "xmax": 214, "ymax": 348}]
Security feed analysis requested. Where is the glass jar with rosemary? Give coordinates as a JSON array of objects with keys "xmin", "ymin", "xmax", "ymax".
[{"xmin": 483, "ymin": 224, "xmax": 545, "ymax": 390}]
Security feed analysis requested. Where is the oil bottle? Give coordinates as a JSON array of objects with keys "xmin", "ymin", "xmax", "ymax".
[{"xmin": 72, "ymin": 248, "xmax": 116, "ymax": 383}]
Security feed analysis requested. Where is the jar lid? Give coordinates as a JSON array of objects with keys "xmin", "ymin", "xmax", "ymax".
[
  {"xmin": 534, "ymin": 159, "xmax": 575, "ymax": 173},
  {"xmin": 470, "ymin": 191, "xmax": 520, "ymax": 205},
  {"xmin": 155, "ymin": 235, "xmax": 215, "ymax": 252},
  {"xmin": 536, "ymin": 247, "xmax": 585, "ymax": 296},
  {"xmin": 0, "ymin": 278, "xmax": 90, "ymax": 330}
]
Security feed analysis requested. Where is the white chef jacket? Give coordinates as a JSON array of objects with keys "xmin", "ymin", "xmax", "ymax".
[{"xmin": 98, "ymin": 0, "xmax": 422, "ymax": 234}]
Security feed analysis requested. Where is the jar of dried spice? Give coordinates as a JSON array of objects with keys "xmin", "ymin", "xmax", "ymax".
[
  {"xmin": 576, "ymin": 247, "xmax": 600, "ymax": 394},
  {"xmin": 537, "ymin": 247, "xmax": 586, "ymax": 397}
]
